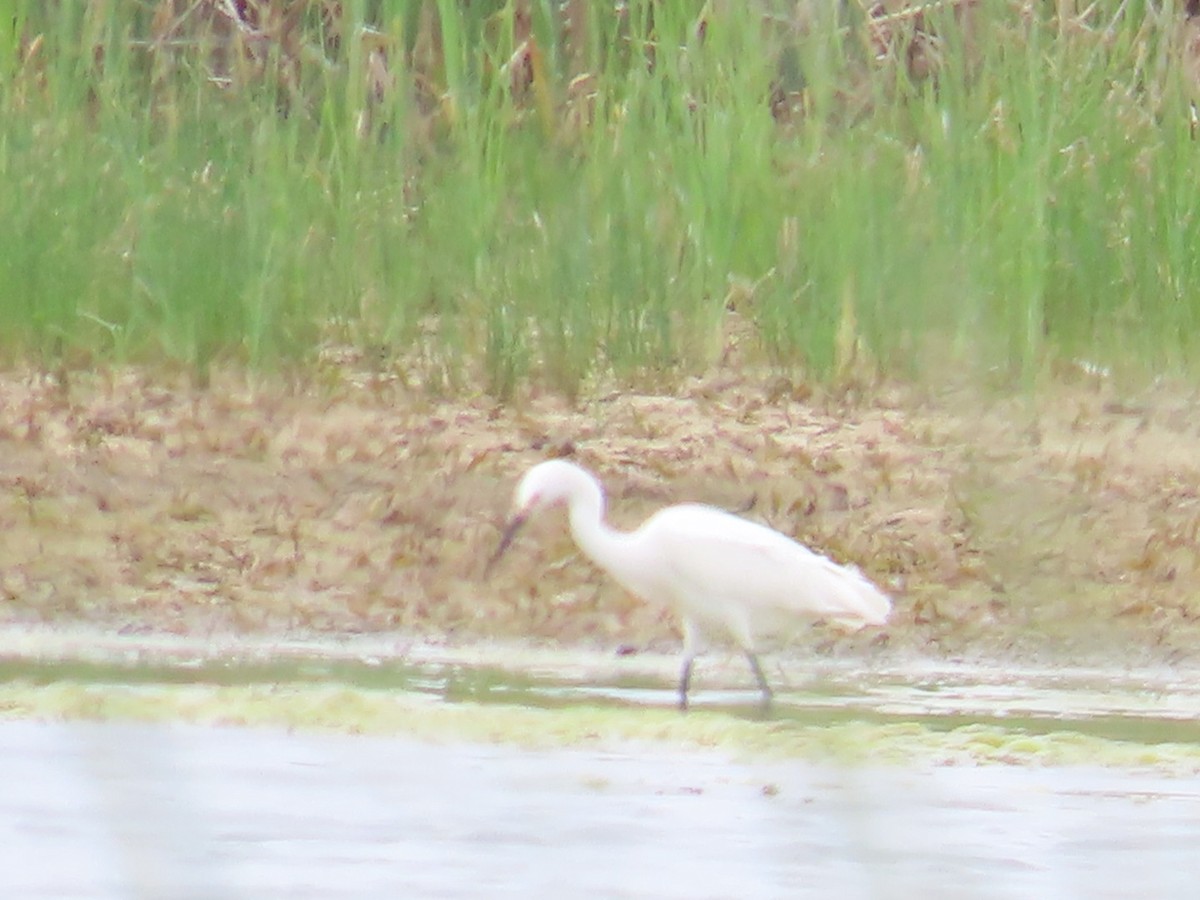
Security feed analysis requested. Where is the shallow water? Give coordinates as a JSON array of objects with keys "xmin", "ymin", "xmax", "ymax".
[
  {"xmin": 3, "ymin": 718, "xmax": 1199, "ymax": 900},
  {"xmin": 7, "ymin": 645, "xmax": 1200, "ymax": 746},
  {"xmin": 4, "ymin": 632, "xmax": 1200, "ymax": 898}
]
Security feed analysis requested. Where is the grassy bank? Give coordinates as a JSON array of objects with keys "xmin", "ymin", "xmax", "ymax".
[{"xmin": 3, "ymin": 1, "xmax": 1199, "ymax": 395}]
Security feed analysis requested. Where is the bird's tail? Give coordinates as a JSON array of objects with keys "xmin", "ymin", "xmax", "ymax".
[{"xmin": 828, "ymin": 565, "xmax": 892, "ymax": 629}]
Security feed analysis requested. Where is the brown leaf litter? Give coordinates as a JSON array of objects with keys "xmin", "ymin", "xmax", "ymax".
[{"xmin": 2, "ymin": 364, "xmax": 1200, "ymax": 667}]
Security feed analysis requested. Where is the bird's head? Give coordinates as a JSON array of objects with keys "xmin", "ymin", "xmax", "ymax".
[
  {"xmin": 513, "ymin": 459, "xmax": 587, "ymax": 511},
  {"xmin": 486, "ymin": 460, "xmax": 597, "ymax": 573}
]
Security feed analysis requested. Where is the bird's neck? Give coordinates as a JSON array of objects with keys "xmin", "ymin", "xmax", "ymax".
[{"xmin": 566, "ymin": 490, "xmax": 639, "ymax": 582}]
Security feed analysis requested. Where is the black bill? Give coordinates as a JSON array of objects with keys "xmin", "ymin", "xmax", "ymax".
[{"xmin": 484, "ymin": 511, "xmax": 529, "ymax": 575}]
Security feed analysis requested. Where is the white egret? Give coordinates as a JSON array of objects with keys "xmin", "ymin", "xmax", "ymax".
[{"xmin": 488, "ymin": 459, "xmax": 891, "ymax": 710}]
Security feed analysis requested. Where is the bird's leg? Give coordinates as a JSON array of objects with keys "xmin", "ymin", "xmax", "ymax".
[
  {"xmin": 678, "ymin": 619, "xmax": 699, "ymax": 711},
  {"xmin": 677, "ymin": 656, "xmax": 693, "ymax": 711},
  {"xmin": 744, "ymin": 651, "xmax": 773, "ymax": 710}
]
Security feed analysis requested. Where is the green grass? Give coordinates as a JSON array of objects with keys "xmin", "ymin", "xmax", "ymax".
[{"xmin": 2, "ymin": 1, "xmax": 1199, "ymax": 395}]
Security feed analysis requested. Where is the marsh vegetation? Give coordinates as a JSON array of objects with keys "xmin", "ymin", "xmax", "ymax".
[{"xmin": 6, "ymin": 1, "xmax": 1200, "ymax": 393}]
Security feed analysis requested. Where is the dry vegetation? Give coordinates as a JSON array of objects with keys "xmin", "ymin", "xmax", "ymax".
[
  {"xmin": 4, "ymin": 357, "xmax": 1200, "ymax": 667},
  {"xmin": 89, "ymin": 0, "xmax": 1198, "ymax": 122},
  {"xmin": 8, "ymin": 1, "xmax": 1051, "ymax": 142}
]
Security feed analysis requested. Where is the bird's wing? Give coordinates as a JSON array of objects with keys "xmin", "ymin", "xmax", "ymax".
[{"xmin": 644, "ymin": 504, "xmax": 891, "ymax": 631}]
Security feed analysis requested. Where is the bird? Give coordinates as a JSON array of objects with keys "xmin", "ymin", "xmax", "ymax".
[{"xmin": 487, "ymin": 459, "xmax": 891, "ymax": 710}]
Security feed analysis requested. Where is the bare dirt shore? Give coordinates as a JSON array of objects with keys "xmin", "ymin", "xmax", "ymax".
[{"xmin": 2, "ymin": 362, "xmax": 1199, "ymax": 669}]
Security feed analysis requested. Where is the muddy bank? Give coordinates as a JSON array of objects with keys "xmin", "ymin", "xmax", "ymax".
[{"xmin": 2, "ymin": 365, "xmax": 1199, "ymax": 666}]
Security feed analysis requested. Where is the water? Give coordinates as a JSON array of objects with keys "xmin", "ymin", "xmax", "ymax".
[
  {"xmin": 3, "ymin": 718, "xmax": 1199, "ymax": 899},
  {"xmin": 4, "ymin": 631, "xmax": 1200, "ymax": 898}
]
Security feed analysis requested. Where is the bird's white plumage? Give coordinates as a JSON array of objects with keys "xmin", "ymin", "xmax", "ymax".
[
  {"xmin": 494, "ymin": 459, "xmax": 891, "ymax": 708},
  {"xmin": 642, "ymin": 504, "xmax": 891, "ymax": 638}
]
